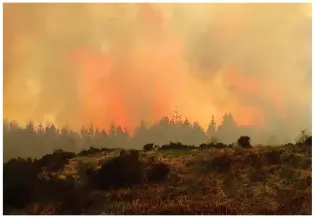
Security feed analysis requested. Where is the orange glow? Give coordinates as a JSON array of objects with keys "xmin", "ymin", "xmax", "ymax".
[
  {"xmin": 67, "ymin": 5, "xmax": 190, "ymax": 133},
  {"xmin": 4, "ymin": 3, "xmax": 309, "ymax": 134}
]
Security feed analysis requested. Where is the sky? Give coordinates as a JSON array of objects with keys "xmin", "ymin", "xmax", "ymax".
[{"xmin": 3, "ymin": 3, "xmax": 312, "ymax": 135}]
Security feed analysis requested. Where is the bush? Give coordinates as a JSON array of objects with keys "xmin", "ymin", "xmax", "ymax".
[
  {"xmin": 37, "ymin": 149, "xmax": 76, "ymax": 171},
  {"xmin": 237, "ymin": 136, "xmax": 252, "ymax": 149},
  {"xmin": 305, "ymin": 136, "xmax": 312, "ymax": 146},
  {"xmin": 3, "ymin": 158, "xmax": 40, "ymax": 208},
  {"xmin": 243, "ymin": 153, "xmax": 263, "ymax": 169},
  {"xmin": 295, "ymin": 129, "xmax": 311, "ymax": 144},
  {"xmin": 264, "ymin": 150, "xmax": 283, "ymax": 165},
  {"xmin": 207, "ymin": 155, "xmax": 232, "ymax": 173},
  {"xmin": 215, "ymin": 142, "xmax": 227, "ymax": 149},
  {"xmin": 199, "ymin": 143, "xmax": 208, "ymax": 149},
  {"xmin": 248, "ymin": 169, "xmax": 267, "ymax": 182},
  {"xmin": 3, "ymin": 156, "xmax": 85, "ymax": 213},
  {"xmin": 159, "ymin": 142, "xmax": 196, "ymax": 150},
  {"xmin": 87, "ymin": 149, "xmax": 144, "ymax": 189},
  {"xmin": 78, "ymin": 147, "xmax": 102, "ymax": 157},
  {"xmin": 143, "ymin": 143, "xmax": 154, "ymax": 152},
  {"xmin": 199, "ymin": 143, "xmax": 227, "ymax": 149},
  {"xmin": 146, "ymin": 162, "xmax": 170, "ymax": 182}
]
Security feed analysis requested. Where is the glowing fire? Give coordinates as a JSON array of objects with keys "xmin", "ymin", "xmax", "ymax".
[{"xmin": 66, "ymin": 4, "xmax": 287, "ymax": 132}]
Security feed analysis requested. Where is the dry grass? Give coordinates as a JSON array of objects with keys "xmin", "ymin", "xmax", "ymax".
[{"xmin": 4, "ymin": 145, "xmax": 312, "ymax": 215}]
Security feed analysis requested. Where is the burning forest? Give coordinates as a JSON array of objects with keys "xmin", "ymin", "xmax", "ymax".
[{"xmin": 3, "ymin": 3, "xmax": 312, "ymax": 215}]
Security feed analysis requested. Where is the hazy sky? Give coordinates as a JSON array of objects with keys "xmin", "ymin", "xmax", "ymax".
[{"xmin": 3, "ymin": 3, "xmax": 312, "ymax": 134}]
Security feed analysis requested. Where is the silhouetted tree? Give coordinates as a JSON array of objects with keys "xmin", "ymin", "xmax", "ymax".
[
  {"xmin": 132, "ymin": 120, "xmax": 151, "ymax": 148},
  {"xmin": 116, "ymin": 126, "xmax": 131, "ymax": 148},
  {"xmin": 217, "ymin": 113, "xmax": 239, "ymax": 144},
  {"xmin": 191, "ymin": 121, "xmax": 207, "ymax": 145},
  {"xmin": 171, "ymin": 110, "xmax": 183, "ymax": 124},
  {"xmin": 238, "ymin": 136, "xmax": 252, "ymax": 148},
  {"xmin": 206, "ymin": 115, "xmax": 217, "ymax": 138}
]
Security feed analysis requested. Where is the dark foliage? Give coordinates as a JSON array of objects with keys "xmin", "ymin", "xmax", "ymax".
[
  {"xmin": 159, "ymin": 142, "xmax": 196, "ymax": 150},
  {"xmin": 243, "ymin": 153, "xmax": 264, "ymax": 169},
  {"xmin": 37, "ymin": 149, "xmax": 76, "ymax": 171},
  {"xmin": 3, "ymin": 158, "xmax": 40, "ymax": 208},
  {"xmin": 305, "ymin": 136, "xmax": 312, "ymax": 146},
  {"xmin": 143, "ymin": 143, "xmax": 155, "ymax": 152},
  {"xmin": 199, "ymin": 142, "xmax": 227, "ymax": 149},
  {"xmin": 3, "ymin": 156, "xmax": 85, "ymax": 214},
  {"xmin": 78, "ymin": 147, "xmax": 103, "ymax": 156},
  {"xmin": 264, "ymin": 150, "xmax": 283, "ymax": 165},
  {"xmin": 85, "ymin": 150, "xmax": 144, "ymax": 189},
  {"xmin": 227, "ymin": 144, "xmax": 234, "ymax": 148},
  {"xmin": 34, "ymin": 177, "xmax": 86, "ymax": 214},
  {"xmin": 237, "ymin": 136, "xmax": 252, "ymax": 148},
  {"xmin": 249, "ymin": 169, "xmax": 267, "ymax": 182},
  {"xmin": 283, "ymin": 143, "xmax": 294, "ymax": 148},
  {"xmin": 120, "ymin": 149, "xmax": 140, "ymax": 158},
  {"xmin": 207, "ymin": 155, "xmax": 232, "ymax": 173},
  {"xmin": 146, "ymin": 162, "xmax": 170, "ymax": 182},
  {"xmin": 215, "ymin": 142, "xmax": 227, "ymax": 149},
  {"xmin": 199, "ymin": 143, "xmax": 208, "ymax": 149}
]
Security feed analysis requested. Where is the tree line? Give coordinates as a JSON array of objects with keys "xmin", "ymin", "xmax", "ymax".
[{"xmin": 2, "ymin": 111, "xmax": 292, "ymax": 161}]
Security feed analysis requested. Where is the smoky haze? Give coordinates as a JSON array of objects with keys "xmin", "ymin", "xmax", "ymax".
[{"xmin": 4, "ymin": 3, "xmax": 312, "ymax": 141}]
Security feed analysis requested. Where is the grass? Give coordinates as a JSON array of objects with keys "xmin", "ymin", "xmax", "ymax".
[
  {"xmin": 3, "ymin": 145, "xmax": 312, "ymax": 215},
  {"xmin": 157, "ymin": 149, "xmax": 192, "ymax": 157}
]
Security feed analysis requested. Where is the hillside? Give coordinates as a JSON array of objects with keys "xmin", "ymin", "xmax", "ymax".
[{"xmin": 3, "ymin": 140, "xmax": 312, "ymax": 215}]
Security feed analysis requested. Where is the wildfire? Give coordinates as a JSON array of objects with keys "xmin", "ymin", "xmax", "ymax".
[{"xmin": 59, "ymin": 4, "xmax": 286, "ymax": 131}]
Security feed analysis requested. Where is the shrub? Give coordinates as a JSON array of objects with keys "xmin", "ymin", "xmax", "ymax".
[
  {"xmin": 37, "ymin": 149, "xmax": 76, "ymax": 171},
  {"xmin": 305, "ymin": 136, "xmax": 312, "ymax": 146},
  {"xmin": 199, "ymin": 143, "xmax": 208, "ymax": 149},
  {"xmin": 264, "ymin": 150, "xmax": 283, "ymax": 165},
  {"xmin": 146, "ymin": 162, "xmax": 170, "ymax": 182},
  {"xmin": 237, "ymin": 136, "xmax": 252, "ymax": 149},
  {"xmin": 243, "ymin": 153, "xmax": 263, "ymax": 169},
  {"xmin": 3, "ymin": 156, "xmax": 85, "ymax": 213},
  {"xmin": 3, "ymin": 158, "xmax": 40, "ymax": 208},
  {"xmin": 159, "ymin": 142, "xmax": 195, "ymax": 150},
  {"xmin": 227, "ymin": 144, "xmax": 234, "ymax": 148},
  {"xmin": 87, "ymin": 149, "xmax": 144, "ymax": 189},
  {"xmin": 295, "ymin": 129, "xmax": 311, "ymax": 144},
  {"xmin": 248, "ymin": 169, "xmax": 267, "ymax": 182},
  {"xmin": 215, "ymin": 142, "xmax": 227, "ymax": 149},
  {"xmin": 207, "ymin": 155, "xmax": 232, "ymax": 173},
  {"xmin": 78, "ymin": 147, "xmax": 102, "ymax": 156},
  {"xmin": 143, "ymin": 143, "xmax": 154, "ymax": 152}
]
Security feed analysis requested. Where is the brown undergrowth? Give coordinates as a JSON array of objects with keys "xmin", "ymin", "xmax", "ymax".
[{"xmin": 3, "ymin": 144, "xmax": 312, "ymax": 215}]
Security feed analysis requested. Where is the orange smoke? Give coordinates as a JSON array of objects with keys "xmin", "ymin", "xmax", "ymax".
[
  {"xmin": 68, "ymin": 4, "xmax": 189, "ymax": 133},
  {"xmin": 66, "ymin": 4, "xmax": 288, "ymax": 132},
  {"xmin": 224, "ymin": 68, "xmax": 285, "ymax": 126}
]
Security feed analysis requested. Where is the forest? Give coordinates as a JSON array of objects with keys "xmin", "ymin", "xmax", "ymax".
[
  {"xmin": 3, "ymin": 113, "xmax": 312, "ymax": 215},
  {"xmin": 3, "ymin": 111, "xmax": 312, "ymax": 215},
  {"xmin": 3, "ymin": 111, "xmax": 299, "ymax": 161}
]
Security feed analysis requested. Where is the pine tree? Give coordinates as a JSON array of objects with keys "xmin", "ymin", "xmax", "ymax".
[
  {"xmin": 217, "ymin": 112, "xmax": 238, "ymax": 144},
  {"xmin": 206, "ymin": 115, "xmax": 216, "ymax": 137},
  {"xmin": 172, "ymin": 110, "xmax": 183, "ymax": 124},
  {"xmin": 108, "ymin": 122, "xmax": 116, "ymax": 137}
]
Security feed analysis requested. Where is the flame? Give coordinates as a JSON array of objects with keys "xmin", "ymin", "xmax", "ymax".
[
  {"xmin": 68, "ymin": 4, "xmax": 189, "ymax": 133},
  {"xmin": 66, "ymin": 4, "xmax": 288, "ymax": 132},
  {"xmin": 4, "ymin": 4, "xmax": 299, "ymax": 132}
]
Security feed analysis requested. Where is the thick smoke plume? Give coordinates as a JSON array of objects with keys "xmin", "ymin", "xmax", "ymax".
[{"xmin": 4, "ymin": 3, "xmax": 311, "ymax": 138}]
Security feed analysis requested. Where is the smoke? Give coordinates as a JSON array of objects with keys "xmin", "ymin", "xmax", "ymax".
[{"xmin": 4, "ymin": 3, "xmax": 311, "ymax": 137}]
